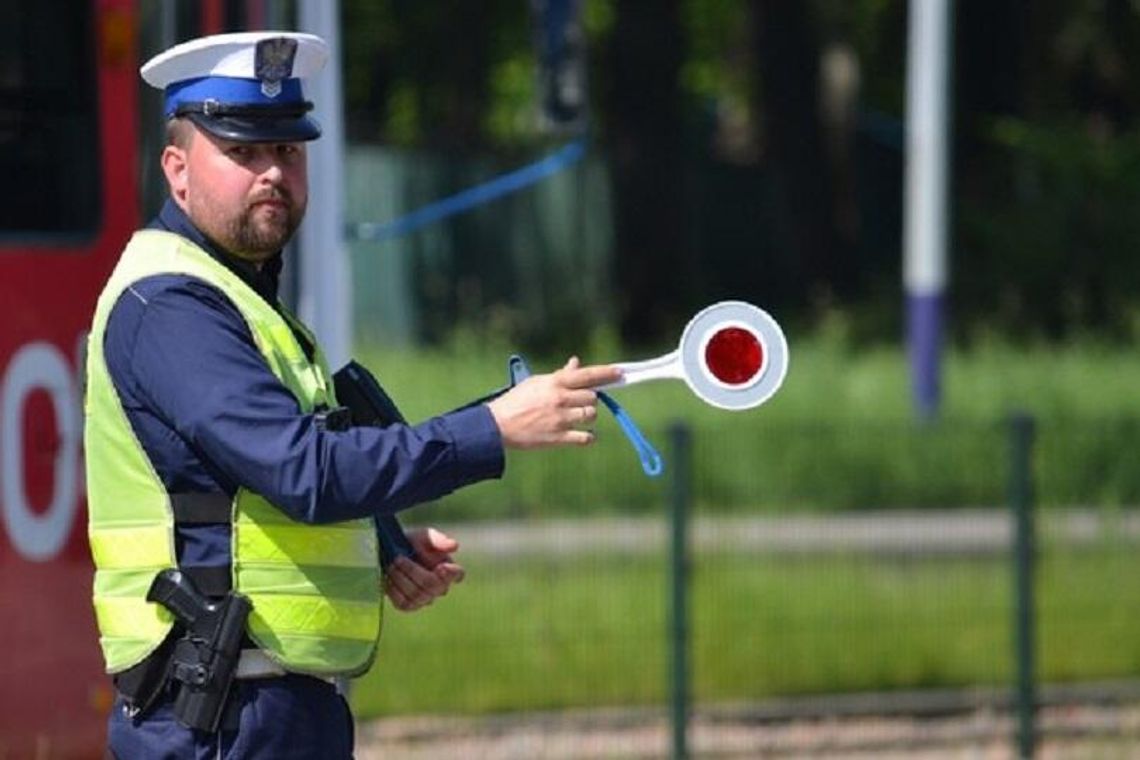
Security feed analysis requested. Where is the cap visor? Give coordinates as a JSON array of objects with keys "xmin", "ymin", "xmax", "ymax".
[{"xmin": 187, "ymin": 112, "xmax": 321, "ymax": 143}]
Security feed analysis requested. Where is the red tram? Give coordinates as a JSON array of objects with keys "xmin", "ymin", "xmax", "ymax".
[{"xmin": 0, "ymin": 3, "xmax": 282, "ymax": 754}]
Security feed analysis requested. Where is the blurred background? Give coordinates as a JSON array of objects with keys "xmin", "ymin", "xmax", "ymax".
[
  {"xmin": 332, "ymin": 0, "xmax": 1140, "ymax": 353},
  {"xmin": 325, "ymin": 2, "xmax": 1140, "ymax": 757},
  {"xmin": 6, "ymin": 0, "xmax": 1140, "ymax": 757}
]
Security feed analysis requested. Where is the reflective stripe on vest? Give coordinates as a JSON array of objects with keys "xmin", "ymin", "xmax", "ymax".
[{"xmin": 86, "ymin": 230, "xmax": 381, "ymax": 676}]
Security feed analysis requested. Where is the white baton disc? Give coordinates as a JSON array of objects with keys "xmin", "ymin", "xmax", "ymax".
[{"xmin": 606, "ymin": 301, "xmax": 789, "ymax": 410}]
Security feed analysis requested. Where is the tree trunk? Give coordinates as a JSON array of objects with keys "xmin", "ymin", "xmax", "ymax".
[
  {"xmin": 752, "ymin": 0, "xmax": 846, "ymax": 302},
  {"xmin": 601, "ymin": 0, "xmax": 690, "ymax": 345}
]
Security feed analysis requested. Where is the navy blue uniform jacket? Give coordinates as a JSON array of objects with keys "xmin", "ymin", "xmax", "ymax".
[{"xmin": 103, "ymin": 200, "xmax": 505, "ymax": 574}]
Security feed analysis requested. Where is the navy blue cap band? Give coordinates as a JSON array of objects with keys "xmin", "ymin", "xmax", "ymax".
[{"xmin": 164, "ymin": 76, "xmax": 305, "ymax": 118}]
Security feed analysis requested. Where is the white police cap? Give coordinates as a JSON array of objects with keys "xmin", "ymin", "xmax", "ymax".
[{"xmin": 141, "ymin": 31, "xmax": 329, "ymax": 143}]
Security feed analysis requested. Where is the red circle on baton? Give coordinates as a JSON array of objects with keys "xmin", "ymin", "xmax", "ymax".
[{"xmin": 704, "ymin": 327, "xmax": 764, "ymax": 385}]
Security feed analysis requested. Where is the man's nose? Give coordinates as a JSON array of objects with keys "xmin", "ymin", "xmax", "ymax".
[{"xmin": 258, "ymin": 160, "xmax": 285, "ymax": 184}]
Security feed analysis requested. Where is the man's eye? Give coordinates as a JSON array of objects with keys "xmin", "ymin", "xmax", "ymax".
[{"xmin": 227, "ymin": 146, "xmax": 251, "ymax": 159}]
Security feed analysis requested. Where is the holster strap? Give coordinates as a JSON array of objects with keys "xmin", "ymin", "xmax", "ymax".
[{"xmin": 170, "ymin": 492, "xmax": 231, "ymax": 524}]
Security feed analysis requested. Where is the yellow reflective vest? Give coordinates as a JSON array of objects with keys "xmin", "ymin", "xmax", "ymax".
[{"xmin": 86, "ymin": 230, "xmax": 381, "ymax": 677}]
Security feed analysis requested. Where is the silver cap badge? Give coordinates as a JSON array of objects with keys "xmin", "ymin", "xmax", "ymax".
[{"xmin": 255, "ymin": 37, "xmax": 297, "ymax": 98}]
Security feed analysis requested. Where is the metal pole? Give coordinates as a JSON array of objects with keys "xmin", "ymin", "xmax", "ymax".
[
  {"xmin": 297, "ymin": 0, "xmax": 353, "ymax": 368},
  {"xmin": 903, "ymin": 0, "xmax": 954, "ymax": 419},
  {"xmin": 1009, "ymin": 413, "xmax": 1037, "ymax": 759},
  {"xmin": 667, "ymin": 422, "xmax": 691, "ymax": 760}
]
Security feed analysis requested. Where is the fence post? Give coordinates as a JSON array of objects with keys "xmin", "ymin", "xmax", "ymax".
[
  {"xmin": 667, "ymin": 422, "xmax": 692, "ymax": 760},
  {"xmin": 1009, "ymin": 412, "xmax": 1037, "ymax": 759}
]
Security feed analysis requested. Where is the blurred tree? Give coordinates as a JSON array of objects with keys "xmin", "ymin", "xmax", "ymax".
[
  {"xmin": 751, "ymin": 0, "xmax": 847, "ymax": 306},
  {"xmin": 953, "ymin": 0, "xmax": 1140, "ymax": 342},
  {"xmin": 342, "ymin": 0, "xmax": 524, "ymax": 148},
  {"xmin": 338, "ymin": 0, "xmax": 1140, "ymax": 347},
  {"xmin": 598, "ymin": 0, "xmax": 693, "ymax": 345}
]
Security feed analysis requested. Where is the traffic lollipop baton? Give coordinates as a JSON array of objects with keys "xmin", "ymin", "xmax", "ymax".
[
  {"xmin": 605, "ymin": 300, "xmax": 789, "ymax": 411},
  {"xmin": 497, "ymin": 301, "xmax": 788, "ymax": 477}
]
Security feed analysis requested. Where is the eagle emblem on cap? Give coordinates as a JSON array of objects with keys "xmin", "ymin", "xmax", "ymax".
[{"xmin": 255, "ymin": 37, "xmax": 297, "ymax": 98}]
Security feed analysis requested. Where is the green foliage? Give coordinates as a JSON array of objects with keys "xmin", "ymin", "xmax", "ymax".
[
  {"xmin": 679, "ymin": 0, "xmax": 753, "ymax": 112},
  {"xmin": 957, "ymin": 118, "xmax": 1140, "ymax": 341},
  {"xmin": 484, "ymin": 52, "xmax": 538, "ymax": 145},
  {"xmin": 581, "ymin": 0, "xmax": 615, "ymax": 39}
]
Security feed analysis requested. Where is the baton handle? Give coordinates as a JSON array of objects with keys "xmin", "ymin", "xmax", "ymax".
[{"xmin": 606, "ymin": 350, "xmax": 685, "ymax": 389}]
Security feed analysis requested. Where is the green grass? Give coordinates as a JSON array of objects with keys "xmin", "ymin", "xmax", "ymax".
[
  {"xmin": 351, "ymin": 544, "xmax": 1140, "ymax": 718},
  {"xmin": 355, "ymin": 335, "xmax": 1140, "ymax": 426},
  {"xmin": 354, "ymin": 337, "xmax": 1140, "ymax": 517},
  {"xmin": 345, "ymin": 337, "xmax": 1140, "ymax": 717}
]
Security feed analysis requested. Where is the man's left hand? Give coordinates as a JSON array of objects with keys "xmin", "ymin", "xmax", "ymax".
[{"xmin": 383, "ymin": 527, "xmax": 466, "ymax": 611}]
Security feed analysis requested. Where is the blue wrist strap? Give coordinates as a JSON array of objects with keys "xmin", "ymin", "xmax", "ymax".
[
  {"xmin": 598, "ymin": 391, "xmax": 664, "ymax": 477},
  {"xmin": 507, "ymin": 355, "xmax": 663, "ymax": 478}
]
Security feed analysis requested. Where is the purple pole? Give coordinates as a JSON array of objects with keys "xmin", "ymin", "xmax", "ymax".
[
  {"xmin": 903, "ymin": 0, "xmax": 952, "ymax": 420},
  {"xmin": 907, "ymin": 292, "xmax": 943, "ymax": 419}
]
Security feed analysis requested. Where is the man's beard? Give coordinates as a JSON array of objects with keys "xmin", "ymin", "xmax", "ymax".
[{"xmin": 225, "ymin": 192, "xmax": 305, "ymax": 258}]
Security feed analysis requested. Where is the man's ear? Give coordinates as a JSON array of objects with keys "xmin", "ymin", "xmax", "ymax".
[{"xmin": 161, "ymin": 145, "xmax": 190, "ymax": 208}]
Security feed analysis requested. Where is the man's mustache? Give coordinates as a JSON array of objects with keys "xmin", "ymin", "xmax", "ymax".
[{"xmin": 248, "ymin": 187, "xmax": 294, "ymax": 207}]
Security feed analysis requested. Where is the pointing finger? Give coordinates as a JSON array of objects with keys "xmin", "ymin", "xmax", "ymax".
[{"xmin": 557, "ymin": 364, "xmax": 623, "ymax": 390}]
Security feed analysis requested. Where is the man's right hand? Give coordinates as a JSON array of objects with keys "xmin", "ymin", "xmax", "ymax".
[{"xmin": 486, "ymin": 356, "xmax": 623, "ymax": 449}]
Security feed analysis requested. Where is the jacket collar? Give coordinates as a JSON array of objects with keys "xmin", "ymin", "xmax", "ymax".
[{"xmin": 150, "ymin": 199, "xmax": 284, "ymax": 305}]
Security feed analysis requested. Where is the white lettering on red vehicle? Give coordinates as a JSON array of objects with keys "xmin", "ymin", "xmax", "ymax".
[{"xmin": 1, "ymin": 341, "xmax": 80, "ymax": 561}]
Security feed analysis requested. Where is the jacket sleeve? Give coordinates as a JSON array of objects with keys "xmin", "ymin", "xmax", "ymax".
[{"xmin": 108, "ymin": 277, "xmax": 505, "ymax": 524}]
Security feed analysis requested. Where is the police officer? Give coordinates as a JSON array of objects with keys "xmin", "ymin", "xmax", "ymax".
[{"xmin": 86, "ymin": 31, "xmax": 620, "ymax": 758}]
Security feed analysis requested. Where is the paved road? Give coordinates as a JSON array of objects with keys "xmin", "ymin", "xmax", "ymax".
[
  {"xmin": 359, "ymin": 696, "xmax": 1140, "ymax": 759},
  {"xmin": 427, "ymin": 508, "xmax": 1140, "ymax": 558}
]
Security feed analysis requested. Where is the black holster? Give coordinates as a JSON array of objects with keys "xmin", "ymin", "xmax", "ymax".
[{"xmin": 145, "ymin": 569, "xmax": 252, "ymax": 732}]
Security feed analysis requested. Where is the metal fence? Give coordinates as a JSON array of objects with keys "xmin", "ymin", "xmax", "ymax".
[{"xmin": 356, "ymin": 416, "xmax": 1140, "ymax": 759}]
